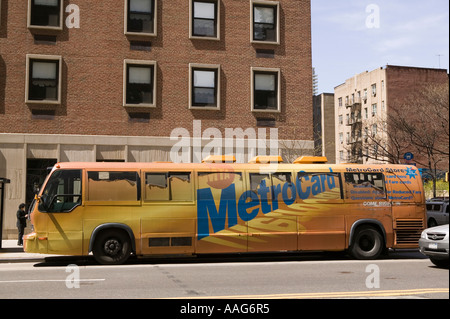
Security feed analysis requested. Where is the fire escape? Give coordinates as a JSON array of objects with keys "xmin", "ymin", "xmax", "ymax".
[{"xmin": 345, "ymin": 95, "xmax": 363, "ymax": 163}]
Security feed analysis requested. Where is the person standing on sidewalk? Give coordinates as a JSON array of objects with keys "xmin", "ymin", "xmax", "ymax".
[{"xmin": 16, "ymin": 203, "xmax": 27, "ymax": 246}]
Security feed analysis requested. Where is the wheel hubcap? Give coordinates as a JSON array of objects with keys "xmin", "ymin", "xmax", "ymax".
[{"xmin": 104, "ymin": 239, "xmax": 121, "ymax": 256}]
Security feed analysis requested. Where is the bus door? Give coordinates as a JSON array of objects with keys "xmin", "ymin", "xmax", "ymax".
[
  {"xmin": 195, "ymin": 171, "xmax": 248, "ymax": 254},
  {"xmin": 343, "ymin": 171, "xmax": 392, "ymax": 245},
  {"xmin": 296, "ymin": 171, "xmax": 345, "ymax": 251},
  {"xmin": 246, "ymin": 171, "xmax": 298, "ymax": 252},
  {"xmin": 37, "ymin": 169, "xmax": 83, "ymax": 255}
]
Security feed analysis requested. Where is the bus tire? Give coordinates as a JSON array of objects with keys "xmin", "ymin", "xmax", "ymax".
[
  {"xmin": 349, "ymin": 225, "xmax": 384, "ymax": 260},
  {"xmin": 92, "ymin": 229, "xmax": 131, "ymax": 265}
]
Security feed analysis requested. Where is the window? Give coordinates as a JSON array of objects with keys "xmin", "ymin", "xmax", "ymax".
[
  {"xmin": 344, "ymin": 172, "xmax": 386, "ymax": 201},
  {"xmin": 371, "ymin": 84, "xmax": 377, "ymax": 96},
  {"xmin": 372, "ymin": 124, "xmax": 377, "ymax": 136},
  {"xmin": 338, "ymin": 115, "xmax": 343, "ymax": 125},
  {"xmin": 338, "ymin": 97, "xmax": 342, "ymax": 107},
  {"xmin": 145, "ymin": 172, "xmax": 193, "ymax": 201},
  {"xmin": 125, "ymin": 0, "xmax": 157, "ymax": 36},
  {"xmin": 189, "ymin": 63, "xmax": 220, "ymax": 109},
  {"xmin": 26, "ymin": 54, "xmax": 62, "ymax": 104},
  {"xmin": 251, "ymin": 0, "xmax": 280, "ymax": 44},
  {"xmin": 252, "ymin": 67, "xmax": 280, "ymax": 112},
  {"xmin": 124, "ymin": 60, "xmax": 157, "ymax": 107},
  {"xmin": 296, "ymin": 172, "xmax": 342, "ymax": 200},
  {"xmin": 190, "ymin": 0, "xmax": 219, "ymax": 39},
  {"xmin": 372, "ymin": 103, "xmax": 377, "ymax": 116},
  {"xmin": 28, "ymin": 0, "xmax": 63, "ymax": 30},
  {"xmin": 38, "ymin": 170, "xmax": 82, "ymax": 213},
  {"xmin": 88, "ymin": 171, "xmax": 140, "ymax": 201}
]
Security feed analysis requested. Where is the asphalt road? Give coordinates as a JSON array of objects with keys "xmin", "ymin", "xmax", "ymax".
[{"xmin": 0, "ymin": 250, "xmax": 448, "ymax": 301}]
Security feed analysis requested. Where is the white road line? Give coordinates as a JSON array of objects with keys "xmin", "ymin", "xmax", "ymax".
[{"xmin": 0, "ymin": 279, "xmax": 105, "ymax": 284}]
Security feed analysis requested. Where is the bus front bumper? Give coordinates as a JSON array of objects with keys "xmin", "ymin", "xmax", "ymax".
[{"xmin": 24, "ymin": 233, "xmax": 48, "ymax": 254}]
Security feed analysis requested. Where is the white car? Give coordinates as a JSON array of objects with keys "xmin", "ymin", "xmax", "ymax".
[{"xmin": 419, "ymin": 224, "xmax": 449, "ymax": 268}]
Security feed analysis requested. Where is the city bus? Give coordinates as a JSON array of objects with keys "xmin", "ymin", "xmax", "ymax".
[{"xmin": 24, "ymin": 156, "xmax": 426, "ymax": 265}]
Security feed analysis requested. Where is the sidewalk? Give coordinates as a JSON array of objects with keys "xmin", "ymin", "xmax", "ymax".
[{"xmin": 0, "ymin": 240, "xmax": 53, "ymax": 263}]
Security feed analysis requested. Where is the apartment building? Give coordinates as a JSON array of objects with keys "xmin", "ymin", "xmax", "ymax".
[
  {"xmin": 0, "ymin": 0, "xmax": 313, "ymax": 238},
  {"xmin": 334, "ymin": 65, "xmax": 448, "ymax": 164}
]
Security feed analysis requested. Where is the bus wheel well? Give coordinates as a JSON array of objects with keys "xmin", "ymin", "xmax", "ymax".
[
  {"xmin": 348, "ymin": 220, "xmax": 386, "ymax": 260},
  {"xmin": 89, "ymin": 223, "xmax": 136, "ymax": 254}
]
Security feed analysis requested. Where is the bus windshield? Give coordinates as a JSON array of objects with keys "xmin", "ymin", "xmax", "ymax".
[{"xmin": 38, "ymin": 169, "xmax": 82, "ymax": 213}]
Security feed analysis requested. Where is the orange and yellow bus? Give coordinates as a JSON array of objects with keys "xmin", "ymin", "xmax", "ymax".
[{"xmin": 24, "ymin": 156, "xmax": 426, "ymax": 265}]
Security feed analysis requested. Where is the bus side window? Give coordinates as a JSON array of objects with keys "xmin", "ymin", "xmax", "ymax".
[
  {"xmin": 296, "ymin": 172, "xmax": 342, "ymax": 200},
  {"xmin": 249, "ymin": 173, "xmax": 270, "ymax": 194},
  {"xmin": 169, "ymin": 173, "xmax": 192, "ymax": 201},
  {"xmin": 145, "ymin": 173, "xmax": 169, "ymax": 201},
  {"xmin": 88, "ymin": 171, "xmax": 139, "ymax": 201},
  {"xmin": 145, "ymin": 172, "xmax": 193, "ymax": 201},
  {"xmin": 344, "ymin": 173, "xmax": 386, "ymax": 200}
]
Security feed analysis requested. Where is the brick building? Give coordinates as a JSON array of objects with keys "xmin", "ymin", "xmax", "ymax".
[
  {"xmin": 334, "ymin": 65, "xmax": 448, "ymax": 165},
  {"xmin": 0, "ymin": 0, "xmax": 313, "ymax": 238}
]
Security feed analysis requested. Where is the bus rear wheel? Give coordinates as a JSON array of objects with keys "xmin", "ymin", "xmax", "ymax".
[
  {"xmin": 349, "ymin": 225, "xmax": 384, "ymax": 260},
  {"xmin": 93, "ymin": 229, "xmax": 131, "ymax": 265}
]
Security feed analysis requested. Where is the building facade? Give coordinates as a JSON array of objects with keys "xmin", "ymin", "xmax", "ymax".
[
  {"xmin": 313, "ymin": 93, "xmax": 335, "ymax": 163},
  {"xmin": 0, "ymin": 0, "xmax": 313, "ymax": 238},
  {"xmin": 334, "ymin": 65, "xmax": 448, "ymax": 165}
]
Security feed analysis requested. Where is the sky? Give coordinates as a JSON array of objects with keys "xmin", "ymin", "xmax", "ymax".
[{"xmin": 311, "ymin": 0, "xmax": 450, "ymax": 93}]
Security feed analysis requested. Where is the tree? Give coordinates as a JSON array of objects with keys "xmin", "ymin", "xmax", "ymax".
[{"xmin": 389, "ymin": 83, "xmax": 449, "ymax": 197}]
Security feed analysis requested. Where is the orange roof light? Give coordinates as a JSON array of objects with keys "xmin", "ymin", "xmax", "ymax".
[
  {"xmin": 248, "ymin": 156, "xmax": 284, "ymax": 164},
  {"xmin": 293, "ymin": 156, "xmax": 328, "ymax": 164},
  {"xmin": 202, "ymin": 155, "xmax": 236, "ymax": 163}
]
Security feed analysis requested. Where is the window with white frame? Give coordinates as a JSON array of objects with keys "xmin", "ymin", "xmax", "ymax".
[
  {"xmin": 190, "ymin": 0, "xmax": 219, "ymax": 39},
  {"xmin": 251, "ymin": 0, "xmax": 279, "ymax": 44},
  {"xmin": 252, "ymin": 67, "xmax": 280, "ymax": 112},
  {"xmin": 28, "ymin": 0, "xmax": 63, "ymax": 30},
  {"xmin": 372, "ymin": 103, "xmax": 377, "ymax": 116},
  {"xmin": 26, "ymin": 55, "xmax": 62, "ymax": 104},
  {"xmin": 125, "ymin": 0, "xmax": 157, "ymax": 36},
  {"xmin": 189, "ymin": 64, "xmax": 220, "ymax": 109},
  {"xmin": 124, "ymin": 60, "xmax": 157, "ymax": 107},
  {"xmin": 371, "ymin": 84, "xmax": 377, "ymax": 96}
]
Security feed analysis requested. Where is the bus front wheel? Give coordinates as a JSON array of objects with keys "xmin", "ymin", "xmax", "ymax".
[
  {"xmin": 93, "ymin": 229, "xmax": 131, "ymax": 265},
  {"xmin": 349, "ymin": 225, "xmax": 384, "ymax": 260}
]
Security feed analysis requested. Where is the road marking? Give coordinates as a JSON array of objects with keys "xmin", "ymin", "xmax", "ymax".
[
  {"xmin": 171, "ymin": 288, "xmax": 449, "ymax": 299},
  {"xmin": 0, "ymin": 279, "xmax": 105, "ymax": 284}
]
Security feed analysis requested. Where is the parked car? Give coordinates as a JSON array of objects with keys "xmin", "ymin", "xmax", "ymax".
[
  {"xmin": 419, "ymin": 224, "xmax": 449, "ymax": 268},
  {"xmin": 426, "ymin": 198, "xmax": 449, "ymax": 227}
]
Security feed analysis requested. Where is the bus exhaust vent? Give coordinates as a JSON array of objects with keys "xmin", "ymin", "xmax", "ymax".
[
  {"xmin": 394, "ymin": 219, "xmax": 424, "ymax": 245},
  {"xmin": 293, "ymin": 156, "xmax": 328, "ymax": 164}
]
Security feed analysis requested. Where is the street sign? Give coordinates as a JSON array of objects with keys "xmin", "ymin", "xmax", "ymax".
[{"xmin": 404, "ymin": 152, "xmax": 414, "ymax": 161}]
